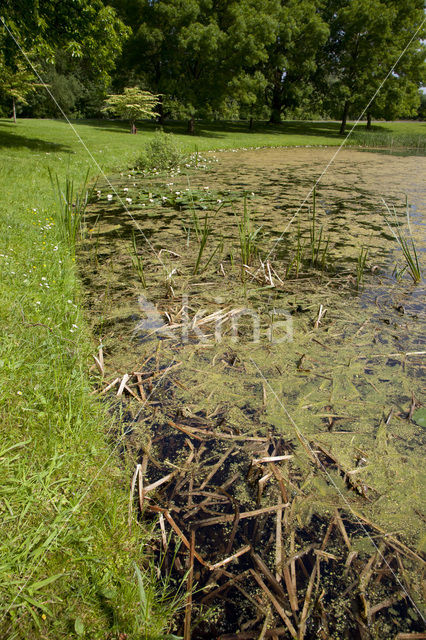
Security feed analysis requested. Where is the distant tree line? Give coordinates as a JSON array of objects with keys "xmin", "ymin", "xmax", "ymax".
[{"xmin": 1, "ymin": 0, "xmax": 425, "ymax": 133}]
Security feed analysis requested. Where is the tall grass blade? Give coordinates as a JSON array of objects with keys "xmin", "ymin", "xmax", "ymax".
[{"xmin": 383, "ymin": 198, "xmax": 421, "ymax": 283}]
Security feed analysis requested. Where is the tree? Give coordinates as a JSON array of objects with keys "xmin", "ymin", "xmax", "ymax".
[
  {"xmin": 1, "ymin": 1, "xmax": 129, "ymax": 118},
  {"xmin": 102, "ymin": 87, "xmax": 159, "ymax": 133},
  {"xmin": 263, "ymin": 0, "xmax": 329, "ymax": 123},
  {"xmin": 318, "ymin": 0, "xmax": 426, "ymax": 134},
  {"xmin": 0, "ymin": 52, "xmax": 41, "ymax": 122},
  {"xmin": 113, "ymin": 0, "xmax": 280, "ymax": 132}
]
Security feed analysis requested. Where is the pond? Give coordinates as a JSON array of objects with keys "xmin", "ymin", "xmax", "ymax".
[{"xmin": 80, "ymin": 147, "xmax": 425, "ymax": 639}]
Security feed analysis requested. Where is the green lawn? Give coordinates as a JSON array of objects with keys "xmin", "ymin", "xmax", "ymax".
[{"xmin": 0, "ymin": 116, "xmax": 424, "ymax": 639}]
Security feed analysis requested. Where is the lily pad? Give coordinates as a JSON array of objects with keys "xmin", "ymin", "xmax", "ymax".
[{"xmin": 412, "ymin": 407, "xmax": 426, "ymax": 428}]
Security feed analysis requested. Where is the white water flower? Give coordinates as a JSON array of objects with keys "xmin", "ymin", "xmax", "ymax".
[
  {"xmin": 107, "ymin": 194, "xmax": 113, "ymax": 201},
  {"xmin": 123, "ymin": 187, "xmax": 129, "ymax": 192},
  {"xmin": 125, "ymin": 197, "xmax": 132, "ymax": 204}
]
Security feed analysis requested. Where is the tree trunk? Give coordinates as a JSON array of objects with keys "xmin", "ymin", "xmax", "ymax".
[
  {"xmin": 249, "ymin": 116, "xmax": 253, "ymax": 130},
  {"xmin": 270, "ymin": 109, "xmax": 281, "ymax": 124},
  {"xmin": 12, "ymin": 98, "xmax": 16, "ymax": 123},
  {"xmin": 339, "ymin": 101, "xmax": 349, "ymax": 135},
  {"xmin": 366, "ymin": 112, "xmax": 372, "ymax": 130},
  {"xmin": 269, "ymin": 73, "xmax": 282, "ymax": 123},
  {"xmin": 157, "ymin": 96, "xmax": 164, "ymax": 125},
  {"xmin": 130, "ymin": 121, "xmax": 137, "ymax": 134},
  {"xmin": 187, "ymin": 116, "xmax": 195, "ymax": 135}
]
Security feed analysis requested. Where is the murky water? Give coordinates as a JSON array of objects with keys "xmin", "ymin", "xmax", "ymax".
[{"xmin": 80, "ymin": 147, "xmax": 425, "ymax": 636}]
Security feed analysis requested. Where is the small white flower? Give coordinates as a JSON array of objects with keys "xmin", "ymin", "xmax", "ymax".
[
  {"xmin": 125, "ymin": 197, "xmax": 132, "ymax": 204},
  {"xmin": 217, "ymin": 199, "xmax": 223, "ymax": 204},
  {"xmin": 41, "ymin": 277, "xmax": 47, "ymax": 281},
  {"xmin": 123, "ymin": 187, "xmax": 128, "ymax": 192},
  {"xmin": 175, "ymin": 191, "xmax": 181, "ymax": 195},
  {"xmin": 67, "ymin": 300, "xmax": 73, "ymax": 304},
  {"xmin": 149, "ymin": 198, "xmax": 154, "ymax": 203},
  {"xmin": 203, "ymin": 186, "xmax": 209, "ymax": 190},
  {"xmin": 17, "ymin": 391, "xmax": 22, "ymax": 396},
  {"xmin": 72, "ymin": 324, "xmax": 78, "ymax": 328},
  {"xmin": 53, "ymin": 246, "xmax": 58, "ymax": 251},
  {"xmin": 107, "ymin": 194, "xmax": 113, "ymax": 201},
  {"xmin": 35, "ymin": 301, "xmax": 41, "ymax": 305}
]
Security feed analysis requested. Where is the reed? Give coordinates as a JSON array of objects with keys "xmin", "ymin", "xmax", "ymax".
[
  {"xmin": 356, "ymin": 245, "xmax": 369, "ymax": 290},
  {"xmin": 192, "ymin": 211, "xmax": 223, "ymax": 275},
  {"xmin": 285, "ymin": 220, "xmax": 304, "ymax": 279},
  {"xmin": 383, "ymin": 198, "xmax": 421, "ymax": 283},
  {"xmin": 308, "ymin": 187, "xmax": 330, "ymax": 270},
  {"xmin": 130, "ymin": 230, "xmax": 147, "ymax": 287},
  {"xmin": 49, "ymin": 168, "xmax": 93, "ymax": 254},
  {"xmin": 236, "ymin": 196, "xmax": 263, "ymax": 270}
]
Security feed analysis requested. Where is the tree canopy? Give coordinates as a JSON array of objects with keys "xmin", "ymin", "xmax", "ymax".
[{"xmin": 1, "ymin": 0, "xmax": 425, "ymax": 127}]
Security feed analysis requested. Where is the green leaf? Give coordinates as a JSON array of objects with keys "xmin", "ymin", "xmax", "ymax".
[
  {"xmin": 100, "ymin": 586, "xmax": 117, "ymax": 600},
  {"xmin": 412, "ymin": 408, "xmax": 426, "ymax": 428},
  {"xmin": 74, "ymin": 617, "xmax": 85, "ymax": 636},
  {"xmin": 27, "ymin": 572, "xmax": 64, "ymax": 594},
  {"xmin": 134, "ymin": 563, "xmax": 147, "ymax": 619}
]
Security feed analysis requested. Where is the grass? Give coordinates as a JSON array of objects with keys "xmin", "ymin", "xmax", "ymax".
[{"xmin": 0, "ymin": 115, "xmax": 424, "ymax": 639}]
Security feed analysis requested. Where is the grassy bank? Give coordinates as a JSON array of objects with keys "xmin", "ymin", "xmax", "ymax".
[{"xmin": 0, "ymin": 117, "xmax": 424, "ymax": 639}]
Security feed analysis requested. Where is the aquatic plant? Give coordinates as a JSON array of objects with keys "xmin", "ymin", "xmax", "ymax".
[
  {"xmin": 383, "ymin": 198, "xmax": 421, "ymax": 283},
  {"xmin": 355, "ymin": 245, "xmax": 369, "ymax": 290},
  {"xmin": 193, "ymin": 210, "xmax": 223, "ymax": 275},
  {"xmin": 49, "ymin": 168, "xmax": 93, "ymax": 254},
  {"xmin": 236, "ymin": 196, "xmax": 263, "ymax": 270},
  {"xmin": 130, "ymin": 230, "xmax": 147, "ymax": 287},
  {"xmin": 285, "ymin": 220, "xmax": 304, "ymax": 279},
  {"xmin": 308, "ymin": 187, "xmax": 329, "ymax": 270}
]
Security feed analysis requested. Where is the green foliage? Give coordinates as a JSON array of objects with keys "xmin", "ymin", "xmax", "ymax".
[
  {"xmin": 265, "ymin": 0, "xmax": 329, "ymax": 122},
  {"xmin": 319, "ymin": 0, "xmax": 426, "ymax": 132},
  {"xmin": 137, "ymin": 131, "xmax": 186, "ymax": 171},
  {"xmin": 103, "ymin": 87, "xmax": 159, "ymax": 131}
]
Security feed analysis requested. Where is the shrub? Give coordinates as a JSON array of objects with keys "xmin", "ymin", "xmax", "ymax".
[{"xmin": 136, "ymin": 130, "xmax": 186, "ymax": 171}]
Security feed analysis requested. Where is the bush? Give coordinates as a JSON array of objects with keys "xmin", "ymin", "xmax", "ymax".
[{"xmin": 136, "ymin": 130, "xmax": 186, "ymax": 171}]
